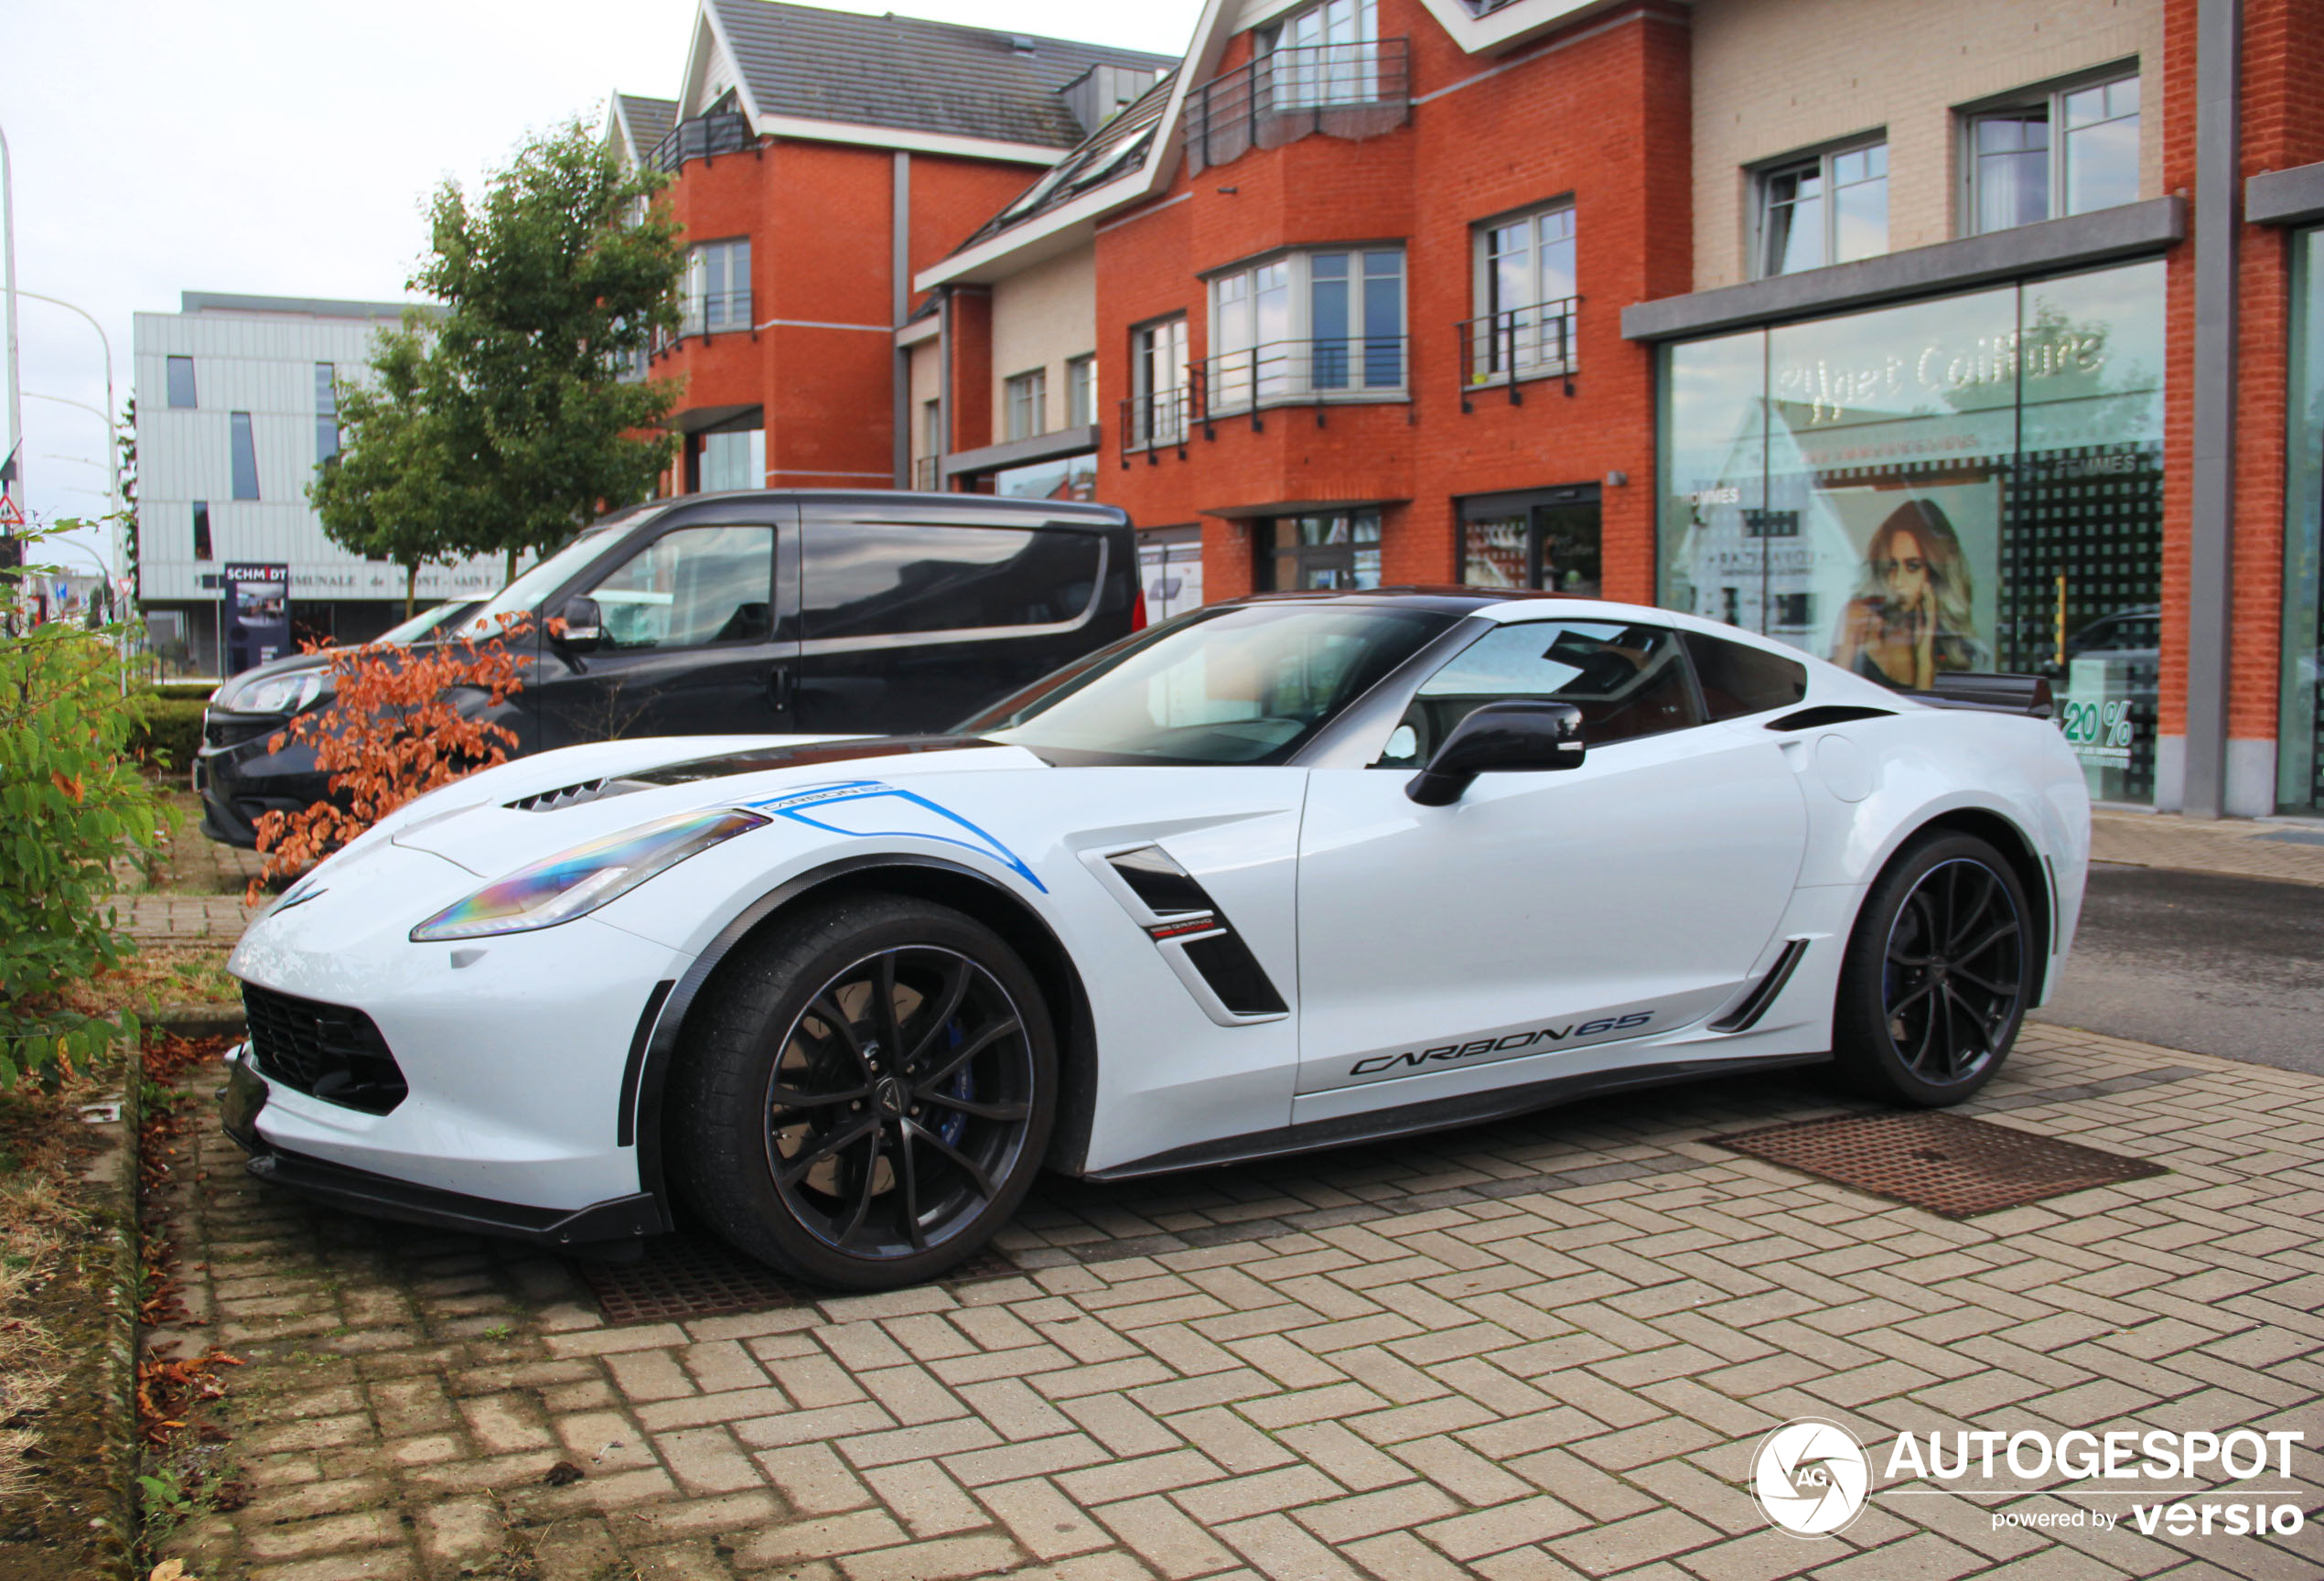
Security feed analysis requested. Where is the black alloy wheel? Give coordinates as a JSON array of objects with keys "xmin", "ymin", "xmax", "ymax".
[
  {"xmin": 670, "ymin": 894, "xmax": 1056, "ymax": 1289},
  {"xmin": 764, "ymin": 945, "xmax": 1035, "ymax": 1258},
  {"xmin": 1834, "ymin": 832, "xmax": 2030, "ymax": 1105}
]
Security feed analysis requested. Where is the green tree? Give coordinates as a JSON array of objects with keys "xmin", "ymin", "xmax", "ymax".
[{"xmin": 311, "ymin": 119, "xmax": 685, "ymax": 592}]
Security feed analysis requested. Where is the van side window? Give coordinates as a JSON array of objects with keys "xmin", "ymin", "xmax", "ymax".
[
  {"xmin": 584, "ymin": 525, "xmax": 775, "ymax": 651},
  {"xmin": 1682, "ymin": 631, "xmax": 1809, "ymax": 720},
  {"xmin": 803, "ymin": 522, "xmax": 1103, "ymax": 640}
]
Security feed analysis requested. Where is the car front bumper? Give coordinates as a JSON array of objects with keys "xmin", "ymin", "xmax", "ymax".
[{"xmin": 221, "ymin": 1051, "xmax": 667, "ymax": 1246}]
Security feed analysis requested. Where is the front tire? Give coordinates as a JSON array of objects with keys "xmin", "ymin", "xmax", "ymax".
[
  {"xmin": 669, "ymin": 893, "xmax": 1056, "ymax": 1290},
  {"xmin": 1832, "ymin": 832, "xmax": 2031, "ymax": 1106}
]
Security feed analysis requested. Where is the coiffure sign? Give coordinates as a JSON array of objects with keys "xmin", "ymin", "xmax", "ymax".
[
  {"xmin": 1774, "ymin": 324, "xmax": 2109, "ymax": 427},
  {"xmin": 1751, "ymin": 1419, "xmax": 2306, "ymax": 1544}
]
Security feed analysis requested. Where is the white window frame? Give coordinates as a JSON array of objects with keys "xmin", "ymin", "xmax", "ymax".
[
  {"xmin": 1751, "ymin": 135, "xmax": 1888, "ymax": 279},
  {"xmin": 1005, "ymin": 368, "xmax": 1048, "ymax": 442},
  {"xmin": 1207, "ymin": 245, "xmax": 1406, "ymax": 414},
  {"xmin": 1066, "ymin": 354, "xmax": 1098, "ymax": 428},
  {"xmin": 1962, "ymin": 63, "xmax": 2140, "ymax": 235},
  {"xmin": 684, "ymin": 238, "xmax": 753, "ymax": 335},
  {"xmin": 1260, "ymin": 0, "xmax": 1380, "ymax": 110},
  {"xmin": 1131, "ymin": 316, "xmax": 1189, "ymax": 449},
  {"xmin": 1469, "ymin": 202, "xmax": 1578, "ymax": 386}
]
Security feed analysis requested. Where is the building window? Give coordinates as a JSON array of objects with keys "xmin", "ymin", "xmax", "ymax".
[
  {"xmin": 192, "ymin": 500, "xmax": 212, "ymax": 562},
  {"xmin": 1066, "ymin": 354, "xmax": 1097, "ymax": 427},
  {"xmin": 1264, "ymin": 511, "xmax": 1382, "ymax": 591},
  {"xmin": 1131, "ymin": 316, "xmax": 1188, "ymax": 447},
  {"xmin": 698, "ymin": 426, "xmax": 764, "ymax": 492},
  {"xmin": 1005, "ymin": 368, "xmax": 1048, "ymax": 442},
  {"xmin": 230, "ymin": 412, "xmax": 260, "ymax": 500},
  {"xmin": 684, "ymin": 238, "xmax": 752, "ymax": 335},
  {"xmin": 1468, "ymin": 205, "xmax": 1577, "ymax": 385},
  {"xmin": 1261, "ymin": 0, "xmax": 1378, "ymax": 109},
  {"xmin": 917, "ymin": 400, "xmax": 941, "ymax": 490},
  {"xmin": 1210, "ymin": 247, "xmax": 1404, "ymax": 413},
  {"xmin": 314, "ymin": 363, "xmax": 340, "ymax": 468},
  {"xmin": 166, "ymin": 356, "xmax": 197, "ymax": 409},
  {"xmin": 1757, "ymin": 140, "xmax": 1887, "ymax": 276},
  {"xmin": 1966, "ymin": 69, "xmax": 2139, "ymax": 234}
]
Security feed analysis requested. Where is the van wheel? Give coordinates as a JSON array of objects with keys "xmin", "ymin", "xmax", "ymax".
[
  {"xmin": 1832, "ymin": 833, "xmax": 2030, "ymax": 1106},
  {"xmin": 669, "ymin": 894, "xmax": 1055, "ymax": 1290}
]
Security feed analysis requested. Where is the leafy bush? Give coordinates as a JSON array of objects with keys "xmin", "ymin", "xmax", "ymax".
[
  {"xmin": 127, "ymin": 696, "xmax": 206, "ymax": 771},
  {"xmin": 0, "ymin": 538, "xmax": 167, "ymax": 1084},
  {"xmin": 252, "ymin": 625, "xmax": 529, "ymax": 896},
  {"xmin": 151, "ymin": 682, "xmax": 216, "ymax": 703}
]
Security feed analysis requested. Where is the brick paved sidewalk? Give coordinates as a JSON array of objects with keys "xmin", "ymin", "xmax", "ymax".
[
  {"xmin": 2092, "ymin": 810, "xmax": 2324, "ymax": 887},
  {"xmin": 113, "ymin": 891, "xmax": 255, "ymax": 941},
  {"xmin": 153, "ymin": 1025, "xmax": 2322, "ymax": 1581}
]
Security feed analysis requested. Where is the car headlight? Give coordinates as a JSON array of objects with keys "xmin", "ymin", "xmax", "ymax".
[
  {"xmin": 221, "ymin": 671, "xmax": 327, "ymax": 715},
  {"xmin": 409, "ymin": 808, "xmax": 769, "ymax": 942}
]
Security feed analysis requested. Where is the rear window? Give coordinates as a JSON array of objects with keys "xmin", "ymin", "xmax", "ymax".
[
  {"xmin": 1684, "ymin": 631, "xmax": 1809, "ymax": 720},
  {"xmin": 803, "ymin": 522, "xmax": 1103, "ymax": 640}
]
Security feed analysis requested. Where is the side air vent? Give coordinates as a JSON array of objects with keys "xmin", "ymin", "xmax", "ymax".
[
  {"xmin": 1769, "ymin": 705, "xmax": 1896, "ymax": 731},
  {"xmin": 1101, "ymin": 845, "xmax": 1289, "ymax": 1022},
  {"xmin": 1709, "ymin": 939, "xmax": 1810, "ymax": 1034},
  {"xmin": 243, "ymin": 984, "xmax": 408, "ymax": 1113}
]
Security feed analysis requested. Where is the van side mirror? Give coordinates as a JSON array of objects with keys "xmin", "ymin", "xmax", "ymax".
[
  {"xmin": 1405, "ymin": 699, "xmax": 1586, "ymax": 806},
  {"xmin": 556, "ymin": 596, "xmax": 604, "ymax": 653}
]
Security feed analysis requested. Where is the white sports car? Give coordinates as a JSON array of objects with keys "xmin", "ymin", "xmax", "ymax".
[{"xmin": 223, "ymin": 589, "xmax": 2090, "ymax": 1290}]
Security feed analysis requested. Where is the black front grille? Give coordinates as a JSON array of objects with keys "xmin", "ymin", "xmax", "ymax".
[
  {"xmin": 204, "ymin": 712, "xmax": 279, "ymax": 750},
  {"xmin": 242, "ymin": 985, "xmax": 409, "ymax": 1114}
]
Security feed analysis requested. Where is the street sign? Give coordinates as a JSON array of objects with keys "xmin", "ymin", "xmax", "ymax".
[{"xmin": 0, "ymin": 493, "xmax": 23, "ymax": 530}]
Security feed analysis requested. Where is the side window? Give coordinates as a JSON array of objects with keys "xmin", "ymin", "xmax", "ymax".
[
  {"xmin": 583, "ymin": 525, "xmax": 774, "ymax": 651},
  {"xmin": 1684, "ymin": 631, "xmax": 1808, "ymax": 720},
  {"xmin": 1379, "ymin": 620, "xmax": 1703, "ymax": 765},
  {"xmin": 803, "ymin": 522, "xmax": 1103, "ymax": 640}
]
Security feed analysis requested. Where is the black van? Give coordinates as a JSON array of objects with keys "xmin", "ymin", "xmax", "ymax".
[{"xmin": 197, "ymin": 490, "xmax": 1143, "ymax": 846}]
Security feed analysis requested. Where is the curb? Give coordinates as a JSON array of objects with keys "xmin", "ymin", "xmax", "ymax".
[
  {"xmin": 148, "ymin": 1005, "xmax": 245, "ymax": 1041},
  {"xmin": 104, "ymin": 1042, "xmax": 146, "ymax": 1580}
]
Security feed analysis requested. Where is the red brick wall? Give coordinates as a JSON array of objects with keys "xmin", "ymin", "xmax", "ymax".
[{"xmin": 1086, "ymin": 1, "xmax": 1688, "ymax": 604}]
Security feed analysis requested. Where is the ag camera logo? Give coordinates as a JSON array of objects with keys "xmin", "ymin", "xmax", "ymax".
[{"xmin": 1752, "ymin": 1418, "xmax": 1870, "ymax": 1537}]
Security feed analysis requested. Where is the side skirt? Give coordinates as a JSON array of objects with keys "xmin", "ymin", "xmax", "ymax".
[{"xmin": 1085, "ymin": 1049, "xmax": 1831, "ymax": 1181}]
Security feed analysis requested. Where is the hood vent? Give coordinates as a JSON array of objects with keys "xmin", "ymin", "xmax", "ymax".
[{"xmin": 507, "ymin": 778, "xmax": 647, "ymax": 813}]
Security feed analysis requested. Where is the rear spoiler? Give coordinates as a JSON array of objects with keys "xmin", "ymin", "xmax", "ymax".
[{"xmin": 1899, "ymin": 672, "xmax": 2055, "ymax": 719}]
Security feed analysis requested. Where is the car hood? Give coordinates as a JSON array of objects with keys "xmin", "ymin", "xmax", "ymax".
[{"xmin": 379, "ymin": 733, "xmax": 1046, "ymax": 877}]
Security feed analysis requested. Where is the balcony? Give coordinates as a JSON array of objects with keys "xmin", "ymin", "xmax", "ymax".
[
  {"xmin": 1118, "ymin": 336, "xmax": 1409, "ymax": 464},
  {"xmin": 913, "ymin": 457, "xmax": 940, "ymax": 490},
  {"xmin": 1457, "ymin": 297, "xmax": 1580, "ymax": 411},
  {"xmin": 1185, "ymin": 38, "xmax": 1411, "ymax": 173},
  {"xmin": 657, "ymin": 290, "xmax": 754, "ymax": 350},
  {"xmin": 652, "ymin": 111, "xmax": 752, "ymax": 174}
]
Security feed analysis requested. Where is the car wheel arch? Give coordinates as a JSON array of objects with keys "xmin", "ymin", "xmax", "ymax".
[
  {"xmin": 628, "ymin": 855, "xmax": 1100, "ymax": 1217},
  {"xmin": 1852, "ymin": 807, "xmax": 2054, "ymax": 1006}
]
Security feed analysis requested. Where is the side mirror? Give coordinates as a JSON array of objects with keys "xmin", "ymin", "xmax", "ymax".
[
  {"xmin": 1405, "ymin": 699, "xmax": 1585, "ymax": 806},
  {"xmin": 555, "ymin": 596, "xmax": 604, "ymax": 653}
]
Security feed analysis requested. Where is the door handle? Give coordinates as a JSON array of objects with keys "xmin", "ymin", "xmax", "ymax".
[{"xmin": 768, "ymin": 663, "xmax": 793, "ymax": 708}]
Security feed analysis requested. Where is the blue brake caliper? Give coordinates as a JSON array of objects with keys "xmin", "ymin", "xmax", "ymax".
[{"xmin": 939, "ymin": 1020, "xmax": 972, "ymax": 1146}]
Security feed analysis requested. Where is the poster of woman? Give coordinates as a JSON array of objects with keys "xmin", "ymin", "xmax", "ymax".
[{"xmin": 1828, "ymin": 498, "xmax": 1990, "ymax": 689}]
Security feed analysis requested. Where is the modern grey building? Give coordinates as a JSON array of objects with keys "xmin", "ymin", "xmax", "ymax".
[{"xmin": 132, "ymin": 292, "xmax": 500, "ymax": 674}]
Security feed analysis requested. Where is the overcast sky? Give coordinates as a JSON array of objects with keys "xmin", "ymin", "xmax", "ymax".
[{"xmin": 1, "ymin": 0, "xmax": 1202, "ymax": 578}]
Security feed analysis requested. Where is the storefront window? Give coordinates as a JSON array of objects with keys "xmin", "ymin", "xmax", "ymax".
[
  {"xmin": 1657, "ymin": 259, "xmax": 2166, "ymax": 804},
  {"xmin": 2281, "ymin": 229, "xmax": 2324, "ymax": 813}
]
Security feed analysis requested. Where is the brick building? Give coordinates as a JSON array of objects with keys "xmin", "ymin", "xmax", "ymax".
[
  {"xmin": 608, "ymin": 0, "xmax": 1171, "ymax": 494},
  {"xmin": 629, "ymin": 0, "xmax": 2324, "ymax": 821}
]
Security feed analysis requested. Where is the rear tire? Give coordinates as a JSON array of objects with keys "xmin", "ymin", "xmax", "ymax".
[
  {"xmin": 1832, "ymin": 832, "xmax": 2031, "ymax": 1106},
  {"xmin": 668, "ymin": 892, "xmax": 1056, "ymax": 1290}
]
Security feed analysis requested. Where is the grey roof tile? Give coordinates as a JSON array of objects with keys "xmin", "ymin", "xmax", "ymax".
[
  {"xmin": 616, "ymin": 94, "xmax": 679, "ymax": 156},
  {"xmin": 707, "ymin": 0, "xmax": 1176, "ymax": 148},
  {"xmin": 954, "ymin": 71, "xmax": 1178, "ymax": 251}
]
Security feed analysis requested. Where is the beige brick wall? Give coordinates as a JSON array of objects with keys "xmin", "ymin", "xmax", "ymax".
[
  {"xmin": 990, "ymin": 245, "xmax": 1099, "ymax": 436},
  {"xmin": 907, "ymin": 340, "xmax": 940, "ymax": 477},
  {"xmin": 1689, "ymin": 0, "xmax": 2166, "ymax": 291}
]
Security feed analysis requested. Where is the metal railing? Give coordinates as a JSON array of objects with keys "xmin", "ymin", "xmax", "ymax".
[
  {"xmin": 1119, "ymin": 385, "xmax": 1196, "ymax": 460},
  {"xmin": 651, "ymin": 112, "xmax": 752, "ymax": 174},
  {"xmin": 666, "ymin": 290, "xmax": 753, "ymax": 344},
  {"xmin": 1457, "ymin": 297, "xmax": 1580, "ymax": 410},
  {"xmin": 913, "ymin": 456, "xmax": 940, "ymax": 490},
  {"xmin": 1203, "ymin": 336, "xmax": 1406, "ymax": 414},
  {"xmin": 1186, "ymin": 38, "xmax": 1411, "ymax": 173}
]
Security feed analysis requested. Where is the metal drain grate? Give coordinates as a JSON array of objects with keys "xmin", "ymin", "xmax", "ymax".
[
  {"xmin": 1710, "ymin": 1112, "xmax": 2166, "ymax": 1219},
  {"xmin": 576, "ymin": 1233, "xmax": 1019, "ymax": 1325}
]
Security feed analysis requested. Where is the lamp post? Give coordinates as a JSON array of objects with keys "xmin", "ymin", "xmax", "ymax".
[
  {"xmin": 1, "ymin": 122, "xmax": 20, "ymax": 509},
  {"xmin": 12, "ymin": 290, "xmax": 123, "ymax": 576}
]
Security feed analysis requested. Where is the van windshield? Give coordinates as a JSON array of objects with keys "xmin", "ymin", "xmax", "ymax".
[{"xmin": 452, "ymin": 516, "xmax": 651, "ymax": 639}]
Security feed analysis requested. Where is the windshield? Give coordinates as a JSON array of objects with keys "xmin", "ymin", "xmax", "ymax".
[
  {"xmin": 963, "ymin": 602, "xmax": 1457, "ymax": 765},
  {"xmin": 452, "ymin": 516, "xmax": 647, "ymax": 638},
  {"xmin": 377, "ymin": 599, "xmax": 482, "ymax": 645}
]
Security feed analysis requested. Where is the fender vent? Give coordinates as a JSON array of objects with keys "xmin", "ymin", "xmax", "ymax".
[
  {"xmin": 1710, "ymin": 939, "xmax": 1809, "ymax": 1033},
  {"xmin": 1105, "ymin": 845, "xmax": 1288, "ymax": 1019},
  {"xmin": 1769, "ymin": 705, "xmax": 1895, "ymax": 731}
]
